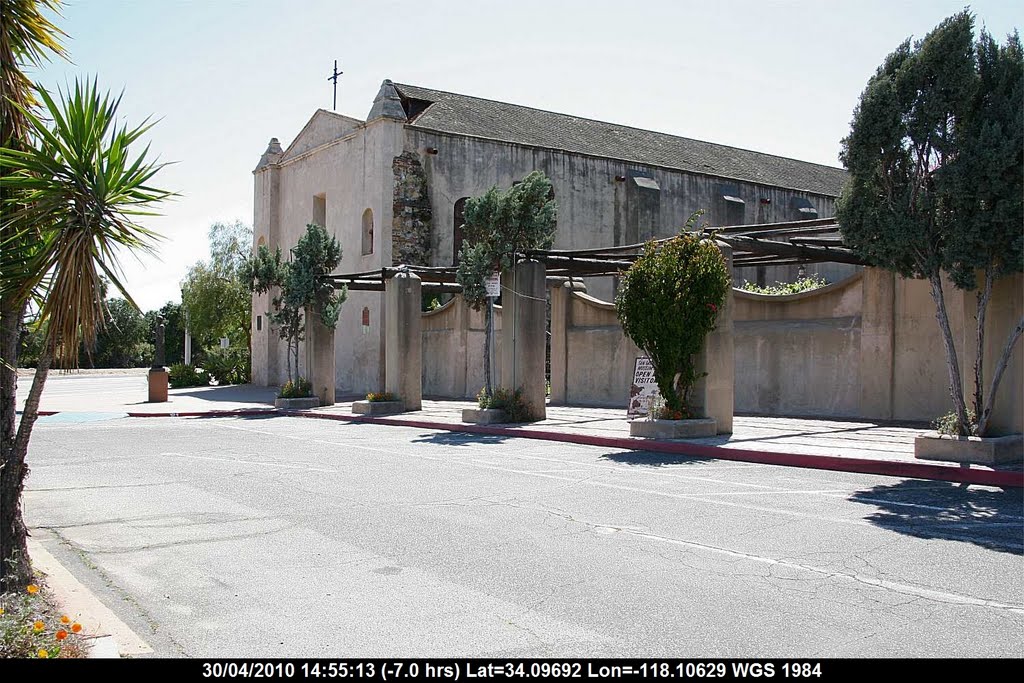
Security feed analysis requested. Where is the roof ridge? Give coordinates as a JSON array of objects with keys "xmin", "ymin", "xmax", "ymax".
[{"xmin": 392, "ymin": 82, "xmax": 845, "ymax": 173}]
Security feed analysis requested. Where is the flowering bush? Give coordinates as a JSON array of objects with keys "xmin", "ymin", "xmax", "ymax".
[
  {"xmin": 365, "ymin": 391, "xmax": 397, "ymax": 402},
  {"xmin": 477, "ymin": 386, "xmax": 531, "ymax": 422},
  {"xmin": 1, "ymin": 584, "xmax": 87, "ymax": 658},
  {"xmin": 278, "ymin": 377, "xmax": 312, "ymax": 399},
  {"xmin": 615, "ymin": 214, "xmax": 731, "ymax": 416}
]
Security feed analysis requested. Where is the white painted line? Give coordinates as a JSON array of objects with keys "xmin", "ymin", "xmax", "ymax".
[{"xmin": 616, "ymin": 527, "xmax": 1024, "ymax": 614}]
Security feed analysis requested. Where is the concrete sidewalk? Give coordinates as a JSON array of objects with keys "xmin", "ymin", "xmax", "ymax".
[{"xmin": 17, "ymin": 371, "xmax": 1023, "ymax": 487}]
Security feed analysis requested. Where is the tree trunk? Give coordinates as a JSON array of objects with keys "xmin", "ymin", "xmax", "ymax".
[
  {"xmin": 972, "ymin": 268, "xmax": 994, "ymax": 432},
  {"xmin": 928, "ymin": 273, "xmax": 970, "ymax": 434},
  {"xmin": 977, "ymin": 314, "xmax": 1024, "ymax": 437},
  {"xmin": 0, "ymin": 296, "xmax": 30, "ymax": 590}
]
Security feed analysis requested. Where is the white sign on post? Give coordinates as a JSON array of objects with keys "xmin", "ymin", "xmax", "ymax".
[
  {"xmin": 627, "ymin": 356, "xmax": 661, "ymax": 419},
  {"xmin": 485, "ymin": 272, "xmax": 501, "ymax": 298},
  {"xmin": 219, "ymin": 337, "xmax": 230, "ymax": 349}
]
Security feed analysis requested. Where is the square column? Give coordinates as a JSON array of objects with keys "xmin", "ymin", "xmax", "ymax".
[
  {"xmin": 385, "ymin": 271, "xmax": 422, "ymax": 411},
  {"xmin": 500, "ymin": 259, "xmax": 547, "ymax": 420}
]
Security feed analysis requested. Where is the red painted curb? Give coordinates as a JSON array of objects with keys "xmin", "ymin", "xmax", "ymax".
[{"xmin": 283, "ymin": 410, "xmax": 1024, "ymax": 489}]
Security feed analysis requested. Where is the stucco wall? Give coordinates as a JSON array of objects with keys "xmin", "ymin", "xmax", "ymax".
[
  {"xmin": 405, "ymin": 129, "xmax": 838, "ymax": 301},
  {"xmin": 422, "ymin": 296, "xmax": 503, "ymax": 398},
  {"xmin": 252, "ymin": 118, "xmax": 405, "ymax": 394}
]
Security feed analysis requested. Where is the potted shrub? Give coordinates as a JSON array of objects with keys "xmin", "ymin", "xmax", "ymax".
[
  {"xmin": 274, "ymin": 376, "xmax": 318, "ymax": 409},
  {"xmin": 462, "ymin": 386, "xmax": 530, "ymax": 424},
  {"xmin": 615, "ymin": 217, "xmax": 731, "ymax": 438},
  {"xmin": 352, "ymin": 391, "xmax": 405, "ymax": 416}
]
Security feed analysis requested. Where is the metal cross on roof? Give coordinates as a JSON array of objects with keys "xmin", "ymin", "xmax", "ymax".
[{"xmin": 328, "ymin": 60, "xmax": 343, "ymax": 111}]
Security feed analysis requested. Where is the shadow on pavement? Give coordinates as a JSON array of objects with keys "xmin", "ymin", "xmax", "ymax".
[
  {"xmin": 849, "ymin": 480, "xmax": 1024, "ymax": 555},
  {"xmin": 166, "ymin": 384, "xmax": 277, "ymax": 404},
  {"xmin": 411, "ymin": 431, "xmax": 513, "ymax": 447},
  {"xmin": 600, "ymin": 450, "xmax": 719, "ymax": 467}
]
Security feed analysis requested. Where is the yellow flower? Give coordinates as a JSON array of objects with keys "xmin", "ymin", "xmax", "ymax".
[
  {"xmin": 38, "ymin": 649, "xmax": 49, "ymax": 658},
  {"xmin": 26, "ymin": 584, "xmax": 39, "ymax": 594},
  {"xmin": 60, "ymin": 615, "xmax": 70, "ymax": 624},
  {"xmin": 0, "ymin": 607, "xmax": 4, "ymax": 615},
  {"xmin": 33, "ymin": 620, "xmax": 45, "ymax": 632}
]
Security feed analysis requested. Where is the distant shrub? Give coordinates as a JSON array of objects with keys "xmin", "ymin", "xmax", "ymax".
[
  {"xmin": 740, "ymin": 275, "xmax": 829, "ymax": 295},
  {"xmin": 203, "ymin": 347, "xmax": 251, "ymax": 385},
  {"xmin": 279, "ymin": 377, "xmax": 312, "ymax": 399},
  {"xmin": 168, "ymin": 363, "xmax": 211, "ymax": 388}
]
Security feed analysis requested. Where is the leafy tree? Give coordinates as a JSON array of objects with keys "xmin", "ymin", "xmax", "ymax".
[
  {"xmin": 90, "ymin": 298, "xmax": 151, "ymax": 368},
  {"xmin": 837, "ymin": 11, "xmax": 1023, "ymax": 436},
  {"xmin": 615, "ymin": 215, "xmax": 731, "ymax": 416},
  {"xmin": 182, "ymin": 220, "xmax": 253, "ymax": 351},
  {"xmin": 0, "ymin": 77, "xmax": 172, "ymax": 588},
  {"xmin": 246, "ymin": 223, "xmax": 346, "ymax": 387},
  {"xmin": 455, "ymin": 171, "xmax": 557, "ymax": 396}
]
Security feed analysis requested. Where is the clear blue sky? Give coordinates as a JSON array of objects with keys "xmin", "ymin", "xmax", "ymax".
[{"xmin": 31, "ymin": 0, "xmax": 1021, "ymax": 311}]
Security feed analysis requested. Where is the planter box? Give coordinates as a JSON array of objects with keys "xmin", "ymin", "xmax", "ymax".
[
  {"xmin": 630, "ymin": 418, "xmax": 717, "ymax": 439},
  {"xmin": 914, "ymin": 431, "xmax": 1023, "ymax": 466},
  {"xmin": 274, "ymin": 396, "xmax": 319, "ymax": 409},
  {"xmin": 462, "ymin": 408, "xmax": 510, "ymax": 425},
  {"xmin": 352, "ymin": 400, "xmax": 405, "ymax": 416}
]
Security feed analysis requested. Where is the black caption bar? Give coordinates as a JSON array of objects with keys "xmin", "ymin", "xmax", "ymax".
[{"xmin": 4, "ymin": 658, "xmax": 1004, "ymax": 679}]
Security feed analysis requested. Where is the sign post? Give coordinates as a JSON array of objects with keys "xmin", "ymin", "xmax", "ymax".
[{"xmin": 485, "ymin": 272, "xmax": 500, "ymax": 395}]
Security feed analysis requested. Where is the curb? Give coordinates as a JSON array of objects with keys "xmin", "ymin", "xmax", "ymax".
[
  {"xmin": 284, "ymin": 410, "xmax": 1024, "ymax": 489},
  {"xmin": 28, "ymin": 537, "xmax": 153, "ymax": 658},
  {"xmin": 33, "ymin": 407, "xmax": 1024, "ymax": 488}
]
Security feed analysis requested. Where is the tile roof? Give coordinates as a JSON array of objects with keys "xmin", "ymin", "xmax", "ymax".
[{"xmin": 393, "ymin": 83, "xmax": 847, "ymax": 197}]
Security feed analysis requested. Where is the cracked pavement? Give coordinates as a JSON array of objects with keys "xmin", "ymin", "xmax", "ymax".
[{"xmin": 23, "ymin": 414, "xmax": 1024, "ymax": 657}]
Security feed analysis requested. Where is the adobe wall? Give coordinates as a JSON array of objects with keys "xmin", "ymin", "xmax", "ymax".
[{"xmin": 421, "ymin": 296, "xmax": 503, "ymax": 399}]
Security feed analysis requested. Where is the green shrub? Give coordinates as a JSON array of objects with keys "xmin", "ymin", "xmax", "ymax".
[
  {"xmin": 203, "ymin": 346, "xmax": 251, "ymax": 385},
  {"xmin": 279, "ymin": 377, "xmax": 312, "ymax": 399},
  {"xmin": 168, "ymin": 363, "xmax": 211, "ymax": 388},
  {"xmin": 740, "ymin": 275, "xmax": 829, "ymax": 295},
  {"xmin": 615, "ymin": 215, "xmax": 731, "ymax": 415},
  {"xmin": 366, "ymin": 391, "xmax": 397, "ymax": 402},
  {"xmin": 933, "ymin": 408, "xmax": 978, "ymax": 436},
  {"xmin": 477, "ymin": 386, "xmax": 531, "ymax": 422}
]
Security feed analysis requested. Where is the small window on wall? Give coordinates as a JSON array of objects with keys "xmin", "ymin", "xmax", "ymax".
[
  {"xmin": 361, "ymin": 208, "xmax": 374, "ymax": 255},
  {"xmin": 256, "ymin": 315, "xmax": 263, "ymax": 332},
  {"xmin": 719, "ymin": 184, "xmax": 745, "ymax": 226},
  {"xmin": 313, "ymin": 193, "xmax": 326, "ymax": 228},
  {"xmin": 453, "ymin": 197, "xmax": 469, "ymax": 265},
  {"xmin": 791, "ymin": 197, "xmax": 818, "ymax": 220}
]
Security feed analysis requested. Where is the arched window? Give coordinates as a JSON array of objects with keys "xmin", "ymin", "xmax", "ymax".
[
  {"xmin": 453, "ymin": 197, "xmax": 469, "ymax": 265},
  {"xmin": 361, "ymin": 208, "xmax": 374, "ymax": 256}
]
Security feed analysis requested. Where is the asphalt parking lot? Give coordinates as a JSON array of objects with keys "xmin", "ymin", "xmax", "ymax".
[{"xmin": 24, "ymin": 414, "xmax": 1024, "ymax": 657}]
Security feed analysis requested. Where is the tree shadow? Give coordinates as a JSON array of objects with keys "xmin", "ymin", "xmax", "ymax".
[
  {"xmin": 849, "ymin": 479, "xmax": 1024, "ymax": 555},
  {"xmin": 166, "ymin": 384, "xmax": 278, "ymax": 404},
  {"xmin": 599, "ymin": 449, "xmax": 720, "ymax": 467},
  {"xmin": 410, "ymin": 431, "xmax": 514, "ymax": 447}
]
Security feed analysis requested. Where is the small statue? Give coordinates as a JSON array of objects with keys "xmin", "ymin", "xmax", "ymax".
[{"xmin": 153, "ymin": 315, "xmax": 166, "ymax": 368}]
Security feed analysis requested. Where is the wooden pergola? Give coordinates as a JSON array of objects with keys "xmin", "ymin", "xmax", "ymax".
[{"xmin": 321, "ymin": 217, "xmax": 866, "ymax": 290}]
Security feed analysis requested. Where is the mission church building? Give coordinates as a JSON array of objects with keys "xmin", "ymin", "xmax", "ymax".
[{"xmin": 251, "ymin": 79, "xmax": 848, "ymax": 395}]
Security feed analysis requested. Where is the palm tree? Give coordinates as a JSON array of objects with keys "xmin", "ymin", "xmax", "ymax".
[
  {"xmin": 0, "ymin": 0, "xmax": 68, "ymax": 591},
  {"xmin": 0, "ymin": 78, "xmax": 173, "ymax": 589}
]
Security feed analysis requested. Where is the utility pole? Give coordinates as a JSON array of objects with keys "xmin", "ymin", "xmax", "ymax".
[{"xmin": 327, "ymin": 60, "xmax": 343, "ymax": 111}]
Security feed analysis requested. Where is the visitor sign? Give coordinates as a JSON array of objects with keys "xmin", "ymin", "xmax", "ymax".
[
  {"xmin": 487, "ymin": 272, "xmax": 503, "ymax": 299},
  {"xmin": 627, "ymin": 356, "xmax": 661, "ymax": 419}
]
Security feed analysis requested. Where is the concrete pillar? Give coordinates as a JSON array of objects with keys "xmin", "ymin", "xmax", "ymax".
[
  {"xmin": 859, "ymin": 267, "xmax": 895, "ymax": 420},
  {"xmin": 692, "ymin": 244, "xmax": 735, "ymax": 434},
  {"xmin": 305, "ymin": 311, "xmax": 336, "ymax": 406},
  {"xmin": 385, "ymin": 271, "xmax": 422, "ymax": 411},
  {"xmin": 500, "ymin": 260, "xmax": 547, "ymax": 420}
]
